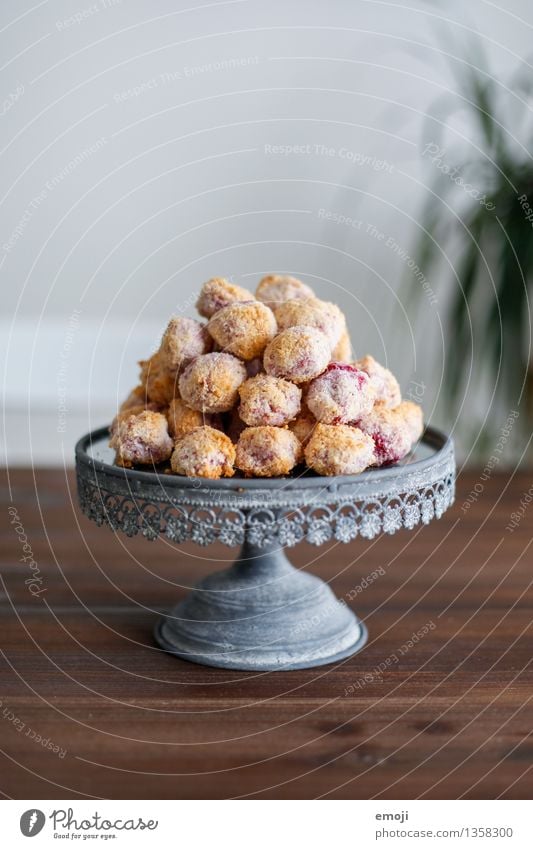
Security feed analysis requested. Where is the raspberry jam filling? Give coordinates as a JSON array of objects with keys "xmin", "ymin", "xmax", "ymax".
[
  {"xmin": 325, "ymin": 362, "xmax": 357, "ymax": 374},
  {"xmin": 372, "ymin": 432, "xmax": 400, "ymax": 464},
  {"xmin": 325, "ymin": 362, "xmax": 367, "ymax": 389}
]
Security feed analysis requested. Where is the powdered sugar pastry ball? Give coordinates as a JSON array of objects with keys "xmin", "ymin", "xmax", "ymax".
[
  {"xmin": 306, "ymin": 363, "xmax": 376, "ymax": 424},
  {"xmin": 256, "ymin": 274, "xmax": 314, "ymax": 306},
  {"xmin": 208, "ymin": 301, "xmax": 277, "ymax": 360},
  {"xmin": 274, "ymin": 297, "xmax": 345, "ymax": 349},
  {"xmin": 235, "ymin": 427, "xmax": 302, "ymax": 477},
  {"xmin": 238, "ymin": 374, "xmax": 301, "ymax": 427},
  {"xmin": 263, "ymin": 326, "xmax": 330, "ymax": 384},
  {"xmin": 159, "ymin": 316, "xmax": 212, "ymax": 372},
  {"xmin": 171, "ymin": 426, "xmax": 235, "ymax": 479},
  {"xmin": 353, "ymin": 354, "xmax": 401, "ymax": 409},
  {"xmin": 304, "ymin": 423, "xmax": 375, "ymax": 476},
  {"xmin": 110, "ymin": 410, "xmax": 173, "ymax": 468},
  {"xmin": 355, "ymin": 405, "xmax": 413, "ymax": 466},
  {"xmin": 196, "ymin": 277, "xmax": 255, "ymax": 318},
  {"xmin": 179, "ymin": 352, "xmax": 247, "ymax": 413}
]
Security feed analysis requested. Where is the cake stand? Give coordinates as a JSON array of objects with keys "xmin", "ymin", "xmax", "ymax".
[{"xmin": 75, "ymin": 426, "xmax": 455, "ymax": 671}]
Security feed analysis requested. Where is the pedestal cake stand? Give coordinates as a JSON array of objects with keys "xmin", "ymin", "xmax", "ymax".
[{"xmin": 75, "ymin": 426, "xmax": 455, "ymax": 671}]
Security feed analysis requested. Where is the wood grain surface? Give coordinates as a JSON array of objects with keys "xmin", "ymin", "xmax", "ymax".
[{"xmin": 1, "ymin": 467, "xmax": 532, "ymax": 800}]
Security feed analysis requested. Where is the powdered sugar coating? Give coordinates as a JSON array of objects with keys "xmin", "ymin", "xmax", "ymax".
[
  {"xmin": 355, "ymin": 405, "xmax": 413, "ymax": 466},
  {"xmin": 112, "ymin": 385, "xmax": 163, "ymax": 435},
  {"xmin": 331, "ymin": 330, "xmax": 352, "ymax": 363},
  {"xmin": 396, "ymin": 400, "xmax": 424, "ymax": 443},
  {"xmin": 196, "ymin": 277, "xmax": 255, "ymax": 318},
  {"xmin": 236, "ymin": 426, "xmax": 303, "ymax": 477},
  {"xmin": 167, "ymin": 397, "xmax": 219, "ymax": 440},
  {"xmin": 208, "ymin": 301, "xmax": 277, "ymax": 360},
  {"xmin": 179, "ymin": 352, "xmax": 247, "ymax": 413},
  {"xmin": 110, "ymin": 410, "xmax": 173, "ymax": 468},
  {"xmin": 171, "ymin": 426, "xmax": 235, "ymax": 479},
  {"xmin": 139, "ymin": 352, "xmax": 178, "ymax": 405},
  {"xmin": 289, "ymin": 404, "xmax": 317, "ymax": 446},
  {"xmin": 119, "ymin": 385, "xmax": 146, "ymax": 412},
  {"xmin": 263, "ymin": 326, "xmax": 331, "ymax": 384},
  {"xmin": 238, "ymin": 374, "xmax": 301, "ymax": 427},
  {"xmin": 274, "ymin": 297, "xmax": 345, "ymax": 350},
  {"xmin": 304, "ymin": 423, "xmax": 375, "ymax": 476},
  {"xmin": 256, "ymin": 274, "xmax": 314, "ymax": 305},
  {"xmin": 354, "ymin": 354, "xmax": 401, "ymax": 409},
  {"xmin": 159, "ymin": 316, "xmax": 212, "ymax": 371},
  {"xmin": 307, "ymin": 363, "xmax": 376, "ymax": 425},
  {"xmin": 111, "ymin": 402, "xmax": 162, "ymax": 435}
]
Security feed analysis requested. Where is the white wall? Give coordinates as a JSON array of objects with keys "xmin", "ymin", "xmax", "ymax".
[{"xmin": 2, "ymin": 0, "xmax": 531, "ymax": 464}]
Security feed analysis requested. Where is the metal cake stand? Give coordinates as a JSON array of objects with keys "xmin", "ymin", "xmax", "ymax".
[{"xmin": 75, "ymin": 426, "xmax": 455, "ymax": 671}]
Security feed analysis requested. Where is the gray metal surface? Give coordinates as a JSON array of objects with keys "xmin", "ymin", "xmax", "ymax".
[
  {"xmin": 155, "ymin": 540, "xmax": 368, "ymax": 671},
  {"xmin": 76, "ymin": 426, "xmax": 455, "ymax": 547},
  {"xmin": 75, "ymin": 425, "xmax": 455, "ymax": 670}
]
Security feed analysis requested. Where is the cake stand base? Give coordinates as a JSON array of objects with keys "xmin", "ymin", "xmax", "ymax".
[{"xmin": 154, "ymin": 541, "xmax": 367, "ymax": 671}]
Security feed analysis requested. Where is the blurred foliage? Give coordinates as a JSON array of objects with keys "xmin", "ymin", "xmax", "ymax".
[{"xmin": 408, "ymin": 42, "xmax": 532, "ymax": 455}]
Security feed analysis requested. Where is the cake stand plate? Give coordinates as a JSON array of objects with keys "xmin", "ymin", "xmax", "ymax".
[{"xmin": 75, "ymin": 426, "xmax": 454, "ymax": 671}]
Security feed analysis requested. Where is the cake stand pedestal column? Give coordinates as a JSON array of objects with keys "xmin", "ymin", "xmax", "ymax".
[{"xmin": 155, "ymin": 539, "xmax": 367, "ymax": 671}]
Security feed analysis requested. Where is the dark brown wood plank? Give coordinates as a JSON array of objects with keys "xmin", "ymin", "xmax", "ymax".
[{"xmin": 1, "ymin": 467, "xmax": 533, "ymax": 799}]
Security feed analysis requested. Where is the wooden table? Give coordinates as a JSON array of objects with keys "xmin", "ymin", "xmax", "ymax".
[{"xmin": 1, "ymin": 467, "xmax": 532, "ymax": 799}]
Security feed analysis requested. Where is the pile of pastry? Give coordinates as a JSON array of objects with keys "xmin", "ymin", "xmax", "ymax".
[{"xmin": 110, "ymin": 275, "xmax": 423, "ymax": 478}]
